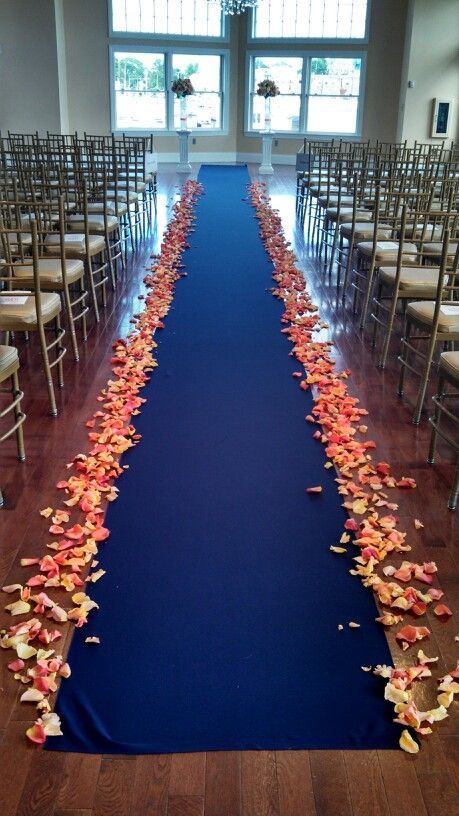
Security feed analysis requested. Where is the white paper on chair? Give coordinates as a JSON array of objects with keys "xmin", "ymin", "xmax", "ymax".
[
  {"xmin": 0, "ymin": 290, "xmax": 31, "ymax": 306},
  {"xmin": 440, "ymin": 305, "xmax": 459, "ymax": 316},
  {"xmin": 377, "ymin": 242, "xmax": 399, "ymax": 250}
]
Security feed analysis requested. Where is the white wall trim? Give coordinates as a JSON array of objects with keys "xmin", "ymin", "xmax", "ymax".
[{"xmin": 157, "ymin": 151, "xmax": 296, "ymax": 165}]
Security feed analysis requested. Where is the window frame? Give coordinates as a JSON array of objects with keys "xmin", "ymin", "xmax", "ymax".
[
  {"xmin": 108, "ymin": 0, "xmax": 229, "ymax": 43},
  {"xmin": 248, "ymin": 0, "xmax": 371, "ymax": 45},
  {"xmin": 109, "ymin": 44, "xmax": 230, "ymax": 135},
  {"xmin": 245, "ymin": 49, "xmax": 366, "ymax": 138}
]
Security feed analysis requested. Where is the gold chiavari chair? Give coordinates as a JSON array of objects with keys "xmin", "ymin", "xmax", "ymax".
[
  {"xmin": 0, "ymin": 344, "xmax": 26, "ymax": 508},
  {"xmin": 398, "ymin": 234, "xmax": 459, "ymax": 425},
  {"xmin": 428, "ymin": 351, "xmax": 459, "ymax": 511},
  {"xmin": 0, "ymin": 221, "xmax": 66, "ymax": 416}
]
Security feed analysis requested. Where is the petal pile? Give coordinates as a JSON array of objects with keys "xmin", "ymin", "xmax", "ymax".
[
  {"xmin": 1, "ymin": 180, "xmax": 203, "ymax": 744},
  {"xmin": 249, "ymin": 181, "xmax": 456, "ymax": 752}
]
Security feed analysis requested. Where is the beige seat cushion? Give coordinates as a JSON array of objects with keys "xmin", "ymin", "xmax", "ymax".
[
  {"xmin": 310, "ymin": 185, "xmax": 339, "ymax": 196},
  {"xmin": 87, "ymin": 202, "xmax": 128, "ymax": 217},
  {"xmin": 67, "ymin": 214, "xmax": 119, "ymax": 233},
  {"xmin": 357, "ymin": 240, "xmax": 418, "ymax": 263},
  {"xmin": 115, "ymin": 179, "xmax": 147, "ymax": 192},
  {"xmin": 327, "ymin": 208, "xmax": 372, "ymax": 223},
  {"xmin": 378, "ymin": 265, "xmax": 442, "ymax": 296},
  {"xmin": 106, "ymin": 189, "xmax": 139, "ymax": 204},
  {"xmin": 0, "ymin": 293, "xmax": 61, "ymax": 330},
  {"xmin": 407, "ymin": 301, "xmax": 459, "ymax": 333},
  {"xmin": 0, "ymin": 344, "xmax": 19, "ymax": 372},
  {"xmin": 45, "ymin": 233, "xmax": 105, "ymax": 257},
  {"xmin": 340, "ymin": 223, "xmax": 393, "ymax": 241},
  {"xmin": 13, "ymin": 258, "xmax": 84, "ymax": 286},
  {"xmin": 404, "ymin": 223, "xmax": 444, "ymax": 240},
  {"xmin": 440, "ymin": 351, "xmax": 459, "ymax": 381},
  {"xmin": 422, "ymin": 241, "xmax": 458, "ymax": 259},
  {"xmin": 319, "ymin": 194, "xmax": 354, "ymax": 207}
]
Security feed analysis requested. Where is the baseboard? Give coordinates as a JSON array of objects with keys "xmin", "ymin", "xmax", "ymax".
[
  {"xmin": 157, "ymin": 151, "xmax": 296, "ymax": 166},
  {"xmin": 236, "ymin": 152, "xmax": 296, "ymax": 166}
]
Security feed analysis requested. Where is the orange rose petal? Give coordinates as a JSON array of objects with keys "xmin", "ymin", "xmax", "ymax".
[
  {"xmin": 26, "ymin": 722, "xmax": 46, "ymax": 745},
  {"xmin": 434, "ymin": 604, "xmax": 453, "ymax": 618},
  {"xmin": 399, "ymin": 729, "xmax": 419, "ymax": 753},
  {"xmin": 305, "ymin": 486, "xmax": 322, "ymax": 494}
]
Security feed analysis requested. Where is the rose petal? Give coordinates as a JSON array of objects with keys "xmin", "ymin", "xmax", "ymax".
[{"xmin": 399, "ymin": 729, "xmax": 419, "ymax": 753}]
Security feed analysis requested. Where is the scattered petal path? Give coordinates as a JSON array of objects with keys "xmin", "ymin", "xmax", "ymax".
[
  {"xmin": 1, "ymin": 180, "xmax": 203, "ymax": 744},
  {"xmin": 249, "ymin": 180, "xmax": 458, "ymax": 752}
]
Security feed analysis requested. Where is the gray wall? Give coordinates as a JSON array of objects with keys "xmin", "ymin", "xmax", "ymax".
[
  {"xmin": 401, "ymin": 0, "xmax": 459, "ymax": 144},
  {"xmin": 0, "ymin": 0, "xmax": 61, "ymax": 134}
]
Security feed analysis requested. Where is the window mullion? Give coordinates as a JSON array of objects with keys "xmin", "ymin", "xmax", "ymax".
[
  {"xmin": 165, "ymin": 52, "xmax": 172, "ymax": 131},
  {"xmin": 302, "ymin": 56, "xmax": 310, "ymax": 133}
]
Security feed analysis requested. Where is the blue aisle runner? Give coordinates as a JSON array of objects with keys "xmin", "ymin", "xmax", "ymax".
[{"xmin": 49, "ymin": 165, "xmax": 399, "ymax": 753}]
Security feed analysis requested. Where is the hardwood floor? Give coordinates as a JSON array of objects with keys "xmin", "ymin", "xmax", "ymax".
[{"xmin": 0, "ymin": 165, "xmax": 457, "ymax": 816}]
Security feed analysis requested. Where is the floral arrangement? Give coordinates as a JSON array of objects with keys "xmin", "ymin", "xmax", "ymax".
[
  {"xmin": 171, "ymin": 76, "xmax": 194, "ymax": 98},
  {"xmin": 249, "ymin": 179, "xmax": 459, "ymax": 754},
  {"xmin": 256, "ymin": 78, "xmax": 280, "ymax": 99}
]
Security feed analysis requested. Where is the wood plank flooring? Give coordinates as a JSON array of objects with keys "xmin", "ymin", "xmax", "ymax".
[{"xmin": 0, "ymin": 165, "xmax": 457, "ymax": 816}]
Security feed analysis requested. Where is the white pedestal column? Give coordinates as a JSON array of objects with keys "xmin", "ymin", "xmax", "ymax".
[
  {"xmin": 176, "ymin": 130, "xmax": 192, "ymax": 174},
  {"xmin": 259, "ymin": 133, "xmax": 274, "ymax": 175}
]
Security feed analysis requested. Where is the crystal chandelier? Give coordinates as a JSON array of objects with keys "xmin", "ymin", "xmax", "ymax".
[{"xmin": 208, "ymin": 0, "xmax": 258, "ymax": 14}]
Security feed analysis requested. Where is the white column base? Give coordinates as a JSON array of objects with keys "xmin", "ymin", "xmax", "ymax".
[
  {"xmin": 176, "ymin": 130, "xmax": 192, "ymax": 174},
  {"xmin": 259, "ymin": 133, "xmax": 274, "ymax": 175}
]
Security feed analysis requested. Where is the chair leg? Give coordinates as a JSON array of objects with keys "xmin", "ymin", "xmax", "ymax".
[
  {"xmin": 86, "ymin": 258, "xmax": 100, "ymax": 323},
  {"xmin": 328, "ymin": 222, "xmax": 338, "ymax": 278},
  {"xmin": 38, "ymin": 320, "xmax": 58, "ymax": 417},
  {"xmin": 448, "ymin": 467, "xmax": 459, "ymax": 511},
  {"xmin": 398, "ymin": 318, "xmax": 412, "ymax": 397},
  {"xmin": 55, "ymin": 314, "xmax": 64, "ymax": 389},
  {"xmin": 63, "ymin": 287, "xmax": 79, "ymax": 362},
  {"xmin": 359, "ymin": 261, "xmax": 376, "ymax": 330},
  {"xmin": 413, "ymin": 332, "xmax": 436, "ymax": 425},
  {"xmin": 428, "ymin": 373, "xmax": 445, "ymax": 464},
  {"xmin": 105, "ymin": 231, "xmax": 116, "ymax": 290},
  {"xmin": 12, "ymin": 370, "xmax": 25, "ymax": 461},
  {"xmin": 379, "ymin": 289, "xmax": 398, "ymax": 369}
]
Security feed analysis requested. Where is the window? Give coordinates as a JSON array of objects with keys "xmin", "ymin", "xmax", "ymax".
[
  {"xmin": 250, "ymin": 57, "xmax": 303, "ymax": 133},
  {"xmin": 111, "ymin": 48, "xmax": 227, "ymax": 132},
  {"xmin": 113, "ymin": 51, "xmax": 166, "ymax": 130},
  {"xmin": 252, "ymin": 0, "xmax": 368, "ymax": 40},
  {"xmin": 172, "ymin": 55, "xmax": 223, "ymax": 129},
  {"xmin": 307, "ymin": 57, "xmax": 362, "ymax": 133},
  {"xmin": 111, "ymin": 0, "xmax": 224, "ymax": 38},
  {"xmin": 247, "ymin": 54, "xmax": 363, "ymax": 135}
]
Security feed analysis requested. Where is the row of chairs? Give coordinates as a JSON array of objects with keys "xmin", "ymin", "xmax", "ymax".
[
  {"xmin": 296, "ymin": 140, "xmax": 459, "ymax": 509},
  {"xmin": 0, "ymin": 131, "xmax": 158, "ymax": 506}
]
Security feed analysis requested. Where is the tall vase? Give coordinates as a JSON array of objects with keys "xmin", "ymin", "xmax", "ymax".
[
  {"xmin": 264, "ymin": 96, "xmax": 272, "ymax": 133},
  {"xmin": 179, "ymin": 95, "xmax": 188, "ymax": 131}
]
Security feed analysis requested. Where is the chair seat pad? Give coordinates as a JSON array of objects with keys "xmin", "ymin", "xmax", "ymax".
[
  {"xmin": 13, "ymin": 258, "xmax": 84, "ymax": 286},
  {"xmin": 322, "ymin": 195, "xmax": 354, "ymax": 206},
  {"xmin": 106, "ymin": 189, "xmax": 139, "ymax": 204},
  {"xmin": 404, "ymin": 223, "xmax": 444, "ymax": 240},
  {"xmin": 67, "ymin": 214, "xmax": 118, "ymax": 233},
  {"xmin": 357, "ymin": 240, "xmax": 417, "ymax": 262},
  {"xmin": 87, "ymin": 202, "xmax": 128, "ymax": 216},
  {"xmin": 327, "ymin": 208, "xmax": 372, "ymax": 223},
  {"xmin": 379, "ymin": 265, "xmax": 441, "ymax": 295},
  {"xmin": 440, "ymin": 351, "xmax": 459, "ymax": 381},
  {"xmin": 45, "ymin": 233, "xmax": 105, "ymax": 257},
  {"xmin": 0, "ymin": 293, "xmax": 61, "ymax": 329},
  {"xmin": 0, "ymin": 344, "xmax": 19, "ymax": 371},
  {"xmin": 422, "ymin": 241, "xmax": 458, "ymax": 258},
  {"xmin": 340, "ymin": 223, "xmax": 393, "ymax": 241},
  {"xmin": 407, "ymin": 301, "xmax": 459, "ymax": 333}
]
